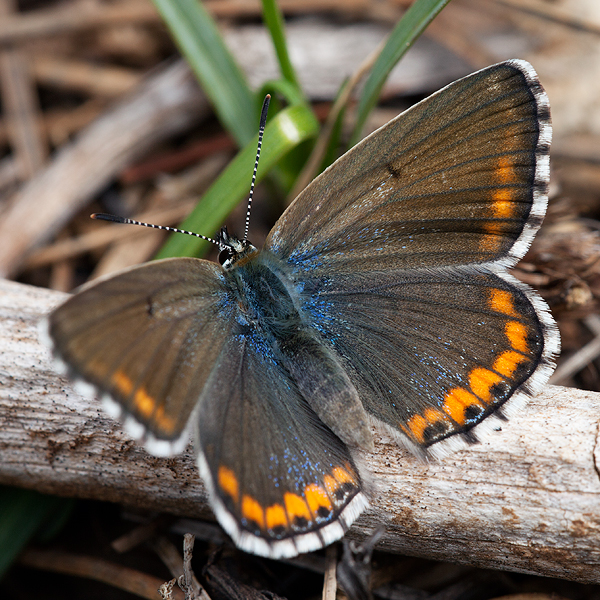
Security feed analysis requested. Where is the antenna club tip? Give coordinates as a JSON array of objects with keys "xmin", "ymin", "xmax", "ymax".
[
  {"xmin": 259, "ymin": 95, "xmax": 270, "ymax": 128},
  {"xmin": 91, "ymin": 212, "xmax": 125, "ymax": 224}
]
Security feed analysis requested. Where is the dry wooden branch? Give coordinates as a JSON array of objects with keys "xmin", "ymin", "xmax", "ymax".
[
  {"xmin": 0, "ymin": 277, "xmax": 599, "ymax": 583},
  {"xmin": 0, "ymin": 0, "xmax": 161, "ymax": 47},
  {"xmin": 0, "ymin": 59, "xmax": 208, "ymax": 278},
  {"xmin": 29, "ymin": 56, "xmax": 143, "ymax": 98}
]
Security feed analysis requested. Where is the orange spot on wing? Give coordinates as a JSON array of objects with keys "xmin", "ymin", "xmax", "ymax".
[
  {"xmin": 218, "ymin": 466, "xmax": 239, "ymax": 503},
  {"xmin": 406, "ymin": 414, "xmax": 428, "ymax": 443},
  {"xmin": 492, "ymin": 191, "xmax": 513, "ymax": 219},
  {"xmin": 323, "ymin": 474, "xmax": 339, "ymax": 497},
  {"xmin": 505, "ymin": 321, "xmax": 529, "ymax": 353},
  {"xmin": 112, "ymin": 369, "xmax": 133, "ymax": 396},
  {"xmin": 494, "ymin": 350, "xmax": 528, "ymax": 378},
  {"xmin": 131, "ymin": 387, "xmax": 176, "ymax": 434},
  {"xmin": 305, "ymin": 484, "xmax": 333, "ymax": 517},
  {"xmin": 154, "ymin": 406, "xmax": 176, "ymax": 434},
  {"xmin": 469, "ymin": 368, "xmax": 503, "ymax": 403},
  {"xmin": 242, "ymin": 495, "xmax": 265, "ymax": 529},
  {"xmin": 489, "ymin": 289, "xmax": 519, "ymax": 317},
  {"xmin": 332, "ymin": 465, "xmax": 357, "ymax": 486},
  {"xmin": 423, "ymin": 407, "xmax": 445, "ymax": 423},
  {"xmin": 481, "ymin": 156, "xmax": 518, "ymax": 251},
  {"xmin": 480, "ymin": 226, "xmax": 505, "ymax": 251},
  {"xmin": 406, "ymin": 408, "xmax": 447, "ymax": 443},
  {"xmin": 265, "ymin": 503, "xmax": 288, "ymax": 531},
  {"xmin": 442, "ymin": 388, "xmax": 483, "ymax": 425},
  {"xmin": 111, "ymin": 371, "xmax": 176, "ymax": 435},
  {"xmin": 284, "ymin": 492, "xmax": 311, "ymax": 523},
  {"xmin": 134, "ymin": 387, "xmax": 155, "ymax": 418}
]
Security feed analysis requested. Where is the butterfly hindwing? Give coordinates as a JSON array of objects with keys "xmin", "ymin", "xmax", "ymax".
[
  {"xmin": 292, "ymin": 266, "xmax": 558, "ymax": 454},
  {"xmin": 195, "ymin": 327, "xmax": 368, "ymax": 558}
]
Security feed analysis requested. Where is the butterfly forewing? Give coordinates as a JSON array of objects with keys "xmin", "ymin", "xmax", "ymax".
[
  {"xmin": 48, "ymin": 258, "xmax": 235, "ymax": 451},
  {"xmin": 266, "ymin": 61, "xmax": 550, "ymax": 276}
]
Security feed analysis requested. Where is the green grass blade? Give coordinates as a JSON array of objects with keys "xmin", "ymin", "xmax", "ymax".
[
  {"xmin": 151, "ymin": 0, "xmax": 258, "ymax": 146},
  {"xmin": 351, "ymin": 0, "xmax": 453, "ymax": 145},
  {"xmin": 261, "ymin": 0, "xmax": 301, "ymax": 91},
  {"xmin": 155, "ymin": 103, "xmax": 320, "ymax": 259}
]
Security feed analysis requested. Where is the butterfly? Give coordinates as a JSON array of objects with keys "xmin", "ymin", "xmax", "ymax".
[{"xmin": 44, "ymin": 59, "xmax": 560, "ymax": 559}]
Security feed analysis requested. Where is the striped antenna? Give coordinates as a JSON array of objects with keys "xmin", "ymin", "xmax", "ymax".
[
  {"xmin": 244, "ymin": 94, "xmax": 271, "ymax": 242},
  {"xmin": 91, "ymin": 213, "xmax": 219, "ymax": 246}
]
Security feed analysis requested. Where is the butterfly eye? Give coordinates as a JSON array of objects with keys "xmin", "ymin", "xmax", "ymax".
[{"xmin": 218, "ymin": 247, "xmax": 235, "ymax": 265}]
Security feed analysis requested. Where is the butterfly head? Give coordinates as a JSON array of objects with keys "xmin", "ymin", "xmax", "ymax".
[{"xmin": 217, "ymin": 226, "xmax": 258, "ymax": 270}]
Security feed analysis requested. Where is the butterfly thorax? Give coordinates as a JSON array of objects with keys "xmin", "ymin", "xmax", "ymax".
[
  {"xmin": 216, "ymin": 226, "xmax": 303, "ymax": 338},
  {"xmin": 225, "ymin": 247, "xmax": 305, "ymax": 342}
]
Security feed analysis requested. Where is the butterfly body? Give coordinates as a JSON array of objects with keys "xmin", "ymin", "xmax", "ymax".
[{"xmin": 45, "ymin": 59, "xmax": 560, "ymax": 559}]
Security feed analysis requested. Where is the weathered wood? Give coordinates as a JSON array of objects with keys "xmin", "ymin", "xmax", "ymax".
[{"xmin": 0, "ymin": 277, "xmax": 598, "ymax": 583}]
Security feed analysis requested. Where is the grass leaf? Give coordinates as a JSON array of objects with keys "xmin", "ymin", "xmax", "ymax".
[{"xmin": 351, "ymin": 0, "xmax": 453, "ymax": 145}]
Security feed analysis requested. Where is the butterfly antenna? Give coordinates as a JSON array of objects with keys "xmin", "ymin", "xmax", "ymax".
[
  {"xmin": 90, "ymin": 213, "xmax": 220, "ymax": 247},
  {"xmin": 244, "ymin": 94, "xmax": 270, "ymax": 242}
]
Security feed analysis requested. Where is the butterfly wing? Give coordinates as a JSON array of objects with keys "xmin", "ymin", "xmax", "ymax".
[
  {"xmin": 194, "ymin": 328, "xmax": 367, "ymax": 558},
  {"xmin": 265, "ymin": 60, "xmax": 559, "ymax": 453},
  {"xmin": 292, "ymin": 267, "xmax": 558, "ymax": 455},
  {"xmin": 267, "ymin": 60, "xmax": 551, "ymax": 275},
  {"xmin": 46, "ymin": 257, "xmax": 236, "ymax": 456}
]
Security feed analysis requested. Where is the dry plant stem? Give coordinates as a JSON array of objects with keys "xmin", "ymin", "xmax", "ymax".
[
  {"xmin": 22, "ymin": 200, "xmax": 198, "ymax": 270},
  {"xmin": 30, "ymin": 55, "xmax": 143, "ymax": 98},
  {"xmin": 43, "ymin": 99, "xmax": 108, "ymax": 146},
  {"xmin": 322, "ymin": 545, "xmax": 338, "ymax": 600},
  {"xmin": 0, "ymin": 0, "xmax": 48, "ymax": 180},
  {"xmin": 152, "ymin": 536, "xmax": 208, "ymax": 600},
  {"xmin": 426, "ymin": 2, "xmax": 498, "ymax": 69},
  {"xmin": 180, "ymin": 534, "xmax": 203, "ymax": 600},
  {"xmin": 154, "ymin": 536, "xmax": 187, "ymax": 580},
  {"xmin": 204, "ymin": 0, "xmax": 403, "ymax": 21},
  {"xmin": 159, "ymin": 579, "xmax": 178, "ymax": 600},
  {"xmin": 0, "ymin": 155, "xmax": 19, "ymax": 190},
  {"xmin": 1, "ymin": 276, "xmax": 599, "ymax": 584},
  {"xmin": 493, "ymin": 0, "xmax": 600, "ymax": 35},
  {"xmin": 19, "ymin": 548, "xmax": 185, "ymax": 600},
  {"xmin": 23, "ymin": 152, "xmax": 228, "ymax": 271},
  {"xmin": 112, "ymin": 521, "xmax": 165, "ymax": 554},
  {"xmin": 0, "ymin": 100, "xmax": 106, "ymax": 147},
  {"xmin": 288, "ymin": 37, "xmax": 385, "ymax": 202},
  {"xmin": 90, "ymin": 185, "xmax": 163, "ymax": 279},
  {"xmin": 0, "ymin": 0, "xmax": 403, "ymax": 47},
  {"xmin": 121, "ymin": 133, "xmax": 233, "ymax": 184},
  {"xmin": 0, "ymin": 59, "xmax": 208, "ymax": 278},
  {"xmin": 550, "ymin": 315, "xmax": 600, "ymax": 384}
]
